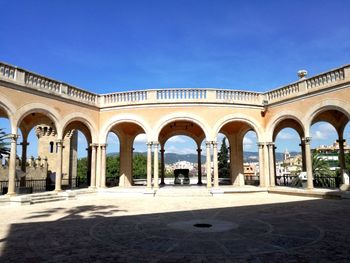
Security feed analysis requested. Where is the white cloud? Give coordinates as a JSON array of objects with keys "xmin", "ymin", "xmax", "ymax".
[
  {"xmin": 134, "ymin": 134, "xmax": 147, "ymax": 143},
  {"xmin": 167, "ymin": 136, "xmax": 187, "ymax": 143},
  {"xmin": 277, "ymin": 131, "xmax": 297, "ymax": 140},
  {"xmin": 165, "ymin": 145, "xmax": 197, "ymax": 155},
  {"xmin": 311, "ymin": 122, "xmax": 336, "ymax": 140}
]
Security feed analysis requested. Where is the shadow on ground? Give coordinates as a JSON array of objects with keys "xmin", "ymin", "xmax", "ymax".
[{"xmin": 1, "ymin": 198, "xmax": 350, "ymax": 262}]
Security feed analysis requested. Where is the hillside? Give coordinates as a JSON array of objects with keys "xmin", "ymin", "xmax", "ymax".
[{"xmin": 106, "ymin": 151, "xmax": 300, "ymax": 164}]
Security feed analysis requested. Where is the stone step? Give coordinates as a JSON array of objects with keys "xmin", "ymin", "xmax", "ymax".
[{"xmin": 31, "ymin": 196, "xmax": 66, "ymax": 204}]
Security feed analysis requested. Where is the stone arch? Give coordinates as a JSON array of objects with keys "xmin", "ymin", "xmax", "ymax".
[
  {"xmin": 304, "ymin": 99, "xmax": 350, "ymax": 136},
  {"xmin": 60, "ymin": 112, "xmax": 98, "ymax": 143},
  {"xmin": 265, "ymin": 110, "xmax": 305, "ymax": 142},
  {"xmin": 14, "ymin": 103, "xmax": 61, "ymax": 137},
  {"xmin": 100, "ymin": 114, "xmax": 151, "ymax": 143},
  {"xmin": 0, "ymin": 93, "xmax": 17, "ymax": 133},
  {"xmin": 213, "ymin": 113, "xmax": 263, "ymax": 142},
  {"xmin": 153, "ymin": 112, "xmax": 211, "ymax": 142}
]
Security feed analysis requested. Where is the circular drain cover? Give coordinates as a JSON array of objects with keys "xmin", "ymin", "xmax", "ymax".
[{"xmin": 193, "ymin": 223, "xmax": 212, "ymax": 228}]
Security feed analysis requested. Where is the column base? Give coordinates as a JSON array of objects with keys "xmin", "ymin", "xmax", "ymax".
[
  {"xmin": 197, "ymin": 182, "xmax": 203, "ymax": 185},
  {"xmin": 54, "ymin": 189, "xmax": 63, "ymax": 193},
  {"xmin": 5, "ymin": 192, "xmax": 16, "ymax": 196}
]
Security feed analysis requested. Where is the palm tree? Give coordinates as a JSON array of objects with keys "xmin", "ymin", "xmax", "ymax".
[
  {"xmin": 312, "ymin": 153, "xmax": 334, "ymax": 187},
  {"xmin": 0, "ymin": 128, "xmax": 10, "ymax": 158}
]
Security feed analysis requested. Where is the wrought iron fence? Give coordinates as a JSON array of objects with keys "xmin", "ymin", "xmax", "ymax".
[
  {"xmin": 313, "ymin": 175, "xmax": 340, "ymax": 189},
  {"xmin": 276, "ymin": 175, "xmax": 298, "ymax": 186}
]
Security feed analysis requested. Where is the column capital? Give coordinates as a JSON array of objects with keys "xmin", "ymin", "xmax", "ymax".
[
  {"xmin": 205, "ymin": 141, "xmax": 211, "ymax": 147},
  {"xmin": 336, "ymin": 139, "xmax": 346, "ymax": 143},
  {"xmin": 152, "ymin": 141, "xmax": 159, "ymax": 146},
  {"xmin": 100, "ymin": 143, "xmax": 107, "ymax": 149},
  {"xmin": 302, "ymin": 137, "xmax": 312, "ymax": 144},
  {"xmin": 257, "ymin": 142, "xmax": 265, "ymax": 148},
  {"xmin": 212, "ymin": 141, "xmax": 218, "ymax": 147},
  {"xmin": 55, "ymin": 139, "xmax": 63, "ymax": 145},
  {"xmin": 90, "ymin": 143, "xmax": 98, "ymax": 147},
  {"xmin": 160, "ymin": 149, "xmax": 165, "ymax": 153},
  {"xmin": 197, "ymin": 148, "xmax": 202, "ymax": 153},
  {"xmin": 9, "ymin": 134, "xmax": 19, "ymax": 142},
  {"xmin": 266, "ymin": 142, "xmax": 275, "ymax": 147},
  {"xmin": 20, "ymin": 141, "xmax": 29, "ymax": 146},
  {"xmin": 146, "ymin": 142, "xmax": 153, "ymax": 147}
]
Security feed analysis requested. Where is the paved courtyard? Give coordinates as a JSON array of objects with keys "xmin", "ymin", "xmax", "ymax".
[{"xmin": 0, "ymin": 192, "xmax": 350, "ymax": 262}]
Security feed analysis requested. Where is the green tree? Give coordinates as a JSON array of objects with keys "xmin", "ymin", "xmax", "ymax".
[
  {"xmin": 312, "ymin": 153, "xmax": 333, "ymax": 177},
  {"xmin": 106, "ymin": 155, "xmax": 120, "ymax": 178},
  {"xmin": 0, "ymin": 128, "xmax": 10, "ymax": 158},
  {"xmin": 77, "ymin": 157, "xmax": 88, "ymax": 179},
  {"xmin": 218, "ymin": 137, "xmax": 230, "ymax": 178},
  {"xmin": 133, "ymin": 153, "xmax": 147, "ymax": 179}
]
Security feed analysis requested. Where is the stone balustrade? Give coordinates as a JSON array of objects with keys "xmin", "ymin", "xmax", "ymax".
[
  {"xmin": 266, "ymin": 83, "xmax": 300, "ymax": 103},
  {"xmin": 1, "ymin": 61, "xmax": 350, "ymax": 108},
  {"xmin": 0, "ymin": 63, "xmax": 16, "ymax": 80},
  {"xmin": 157, "ymin": 89, "xmax": 207, "ymax": 100},
  {"xmin": 102, "ymin": 90, "xmax": 148, "ymax": 105},
  {"xmin": 216, "ymin": 90, "xmax": 262, "ymax": 104},
  {"xmin": 306, "ymin": 68, "xmax": 345, "ymax": 89}
]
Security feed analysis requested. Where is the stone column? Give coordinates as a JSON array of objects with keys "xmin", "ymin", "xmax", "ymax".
[
  {"xmin": 153, "ymin": 142, "xmax": 159, "ymax": 189},
  {"xmin": 20, "ymin": 141, "xmax": 29, "ymax": 172},
  {"xmin": 100, "ymin": 144, "xmax": 107, "ymax": 188},
  {"xmin": 160, "ymin": 145, "xmax": 165, "ymax": 185},
  {"xmin": 197, "ymin": 147, "xmax": 202, "ymax": 185},
  {"xmin": 206, "ymin": 141, "xmax": 212, "ymax": 188},
  {"xmin": 212, "ymin": 141, "xmax": 219, "ymax": 188},
  {"xmin": 258, "ymin": 143, "xmax": 265, "ymax": 187},
  {"xmin": 7, "ymin": 134, "xmax": 18, "ymax": 196},
  {"xmin": 299, "ymin": 141, "xmax": 306, "ymax": 171},
  {"xmin": 267, "ymin": 142, "xmax": 275, "ymax": 187},
  {"xmin": 303, "ymin": 137, "xmax": 313, "ymax": 189},
  {"xmin": 89, "ymin": 143, "xmax": 97, "ymax": 188},
  {"xmin": 119, "ymin": 136, "xmax": 133, "ymax": 187},
  {"xmin": 263, "ymin": 142, "xmax": 270, "ymax": 187},
  {"xmin": 55, "ymin": 140, "xmax": 63, "ymax": 192},
  {"xmin": 95, "ymin": 145, "xmax": 101, "ymax": 188},
  {"xmin": 228, "ymin": 134, "xmax": 245, "ymax": 186},
  {"xmin": 146, "ymin": 142, "xmax": 152, "ymax": 188},
  {"xmin": 337, "ymin": 137, "xmax": 346, "ymax": 173}
]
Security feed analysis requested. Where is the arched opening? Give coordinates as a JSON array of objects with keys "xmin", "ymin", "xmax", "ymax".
[
  {"xmin": 106, "ymin": 132, "xmax": 120, "ymax": 187},
  {"xmin": 310, "ymin": 108, "xmax": 350, "ymax": 188},
  {"xmin": 274, "ymin": 128, "xmax": 303, "ymax": 186},
  {"xmin": 16, "ymin": 112, "xmax": 58, "ymax": 193},
  {"xmin": 272, "ymin": 118, "xmax": 304, "ymax": 187},
  {"xmin": 158, "ymin": 120, "xmax": 206, "ymax": 187},
  {"xmin": 62, "ymin": 120, "xmax": 92, "ymax": 189},
  {"xmin": 0, "ymin": 109, "xmax": 12, "ymax": 195},
  {"xmin": 105, "ymin": 121, "xmax": 147, "ymax": 187},
  {"xmin": 218, "ymin": 120, "xmax": 260, "ymax": 186},
  {"xmin": 243, "ymin": 131, "xmax": 258, "ymax": 185}
]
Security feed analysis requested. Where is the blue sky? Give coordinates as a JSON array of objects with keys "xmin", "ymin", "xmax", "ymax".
[{"xmin": 1, "ymin": 0, "xmax": 350, "ymax": 157}]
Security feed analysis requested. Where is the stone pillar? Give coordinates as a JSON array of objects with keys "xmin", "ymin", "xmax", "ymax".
[
  {"xmin": 258, "ymin": 143, "xmax": 265, "ymax": 187},
  {"xmin": 212, "ymin": 141, "xmax": 219, "ymax": 188},
  {"xmin": 263, "ymin": 142, "xmax": 270, "ymax": 187},
  {"xmin": 146, "ymin": 142, "xmax": 152, "ymax": 188},
  {"xmin": 337, "ymin": 138, "xmax": 346, "ymax": 173},
  {"xmin": 100, "ymin": 144, "xmax": 107, "ymax": 188},
  {"xmin": 95, "ymin": 145, "xmax": 101, "ymax": 188},
  {"xmin": 206, "ymin": 141, "xmax": 212, "ymax": 188},
  {"xmin": 119, "ymin": 136, "xmax": 133, "ymax": 187},
  {"xmin": 89, "ymin": 143, "xmax": 97, "ymax": 188},
  {"xmin": 153, "ymin": 142, "xmax": 159, "ymax": 189},
  {"xmin": 55, "ymin": 140, "xmax": 63, "ymax": 192},
  {"xmin": 303, "ymin": 137, "xmax": 313, "ymax": 189},
  {"xmin": 7, "ymin": 134, "xmax": 18, "ymax": 196},
  {"xmin": 299, "ymin": 141, "xmax": 306, "ymax": 171},
  {"xmin": 160, "ymin": 145, "xmax": 165, "ymax": 185},
  {"xmin": 228, "ymin": 134, "xmax": 245, "ymax": 186},
  {"xmin": 267, "ymin": 142, "xmax": 275, "ymax": 187},
  {"xmin": 197, "ymin": 147, "xmax": 202, "ymax": 185},
  {"xmin": 20, "ymin": 141, "xmax": 29, "ymax": 172}
]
